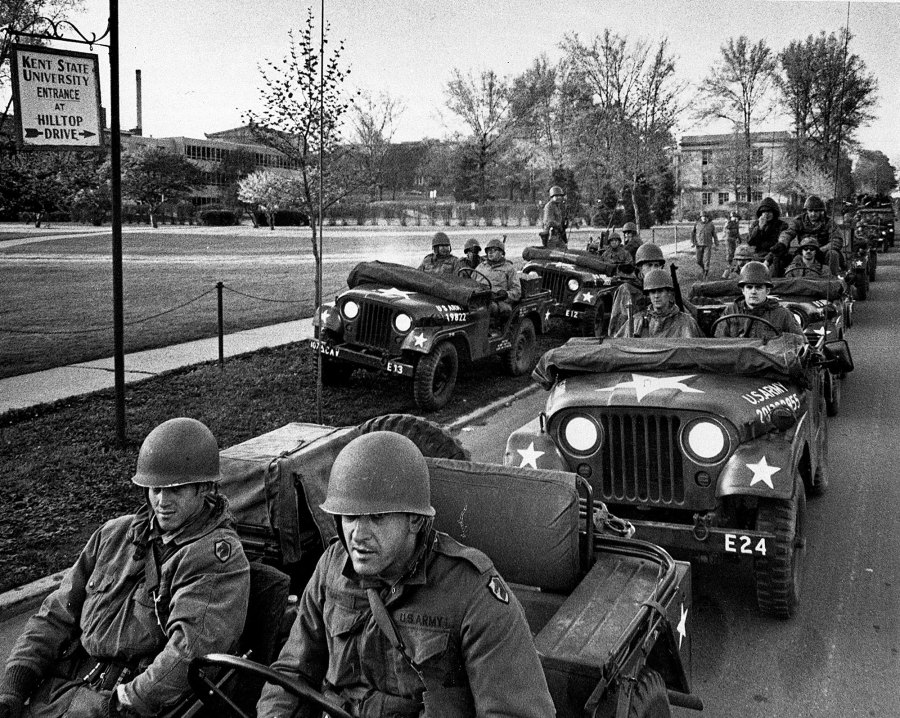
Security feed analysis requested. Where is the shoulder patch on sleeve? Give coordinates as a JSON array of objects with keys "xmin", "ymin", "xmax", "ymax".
[
  {"xmin": 214, "ymin": 539, "xmax": 232, "ymax": 563},
  {"xmin": 487, "ymin": 575, "xmax": 509, "ymax": 604}
]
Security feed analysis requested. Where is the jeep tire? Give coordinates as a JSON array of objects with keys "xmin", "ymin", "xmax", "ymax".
[
  {"xmin": 350, "ymin": 413, "xmax": 469, "ymax": 461},
  {"xmin": 414, "ymin": 342, "xmax": 459, "ymax": 411},
  {"xmin": 754, "ymin": 488, "xmax": 806, "ymax": 619},
  {"xmin": 502, "ymin": 317, "xmax": 536, "ymax": 376},
  {"xmin": 627, "ymin": 668, "xmax": 671, "ymax": 718}
]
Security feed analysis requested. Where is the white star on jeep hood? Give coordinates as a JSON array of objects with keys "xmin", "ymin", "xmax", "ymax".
[
  {"xmin": 747, "ymin": 456, "xmax": 780, "ymax": 489},
  {"xmin": 595, "ymin": 374, "xmax": 704, "ymax": 402},
  {"xmin": 517, "ymin": 442, "xmax": 545, "ymax": 469},
  {"xmin": 374, "ymin": 287, "xmax": 413, "ymax": 299}
]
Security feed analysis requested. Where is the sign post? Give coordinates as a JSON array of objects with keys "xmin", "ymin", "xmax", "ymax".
[{"xmin": 10, "ymin": 45, "xmax": 103, "ymax": 150}]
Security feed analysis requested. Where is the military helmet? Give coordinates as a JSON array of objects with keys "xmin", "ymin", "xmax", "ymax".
[
  {"xmin": 607, "ymin": 232, "xmax": 622, "ymax": 243},
  {"xmin": 734, "ymin": 244, "xmax": 755, "ymax": 261},
  {"xmin": 803, "ymin": 195, "xmax": 826, "ymax": 212},
  {"xmin": 322, "ymin": 432, "xmax": 434, "ymax": 516},
  {"xmin": 549, "ymin": 185, "xmax": 565, "ymax": 198},
  {"xmin": 132, "ymin": 418, "xmax": 221, "ymax": 488},
  {"xmin": 634, "ymin": 242, "xmax": 664, "ymax": 266},
  {"xmin": 464, "ymin": 238, "xmax": 481, "ymax": 252},
  {"xmin": 485, "ymin": 238, "xmax": 505, "ymax": 253},
  {"xmin": 798, "ymin": 236, "xmax": 820, "ymax": 250},
  {"xmin": 738, "ymin": 261, "xmax": 773, "ymax": 287},
  {"xmin": 431, "ymin": 231, "xmax": 451, "ymax": 248},
  {"xmin": 622, "ymin": 221, "xmax": 638, "ymax": 234},
  {"xmin": 642, "ymin": 268, "xmax": 674, "ymax": 293}
]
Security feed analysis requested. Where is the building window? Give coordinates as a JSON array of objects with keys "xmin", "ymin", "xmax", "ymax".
[
  {"xmin": 702, "ymin": 192, "xmax": 712, "ymax": 206},
  {"xmin": 701, "ymin": 149, "xmax": 712, "ymax": 166},
  {"xmin": 701, "ymin": 172, "xmax": 710, "ymax": 187},
  {"xmin": 751, "ymin": 191, "xmax": 763, "ymax": 203},
  {"xmin": 718, "ymin": 193, "xmax": 729, "ymax": 205},
  {"xmin": 751, "ymin": 172, "xmax": 763, "ymax": 185}
]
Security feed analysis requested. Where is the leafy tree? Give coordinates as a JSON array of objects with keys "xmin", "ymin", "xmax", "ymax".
[
  {"xmin": 237, "ymin": 169, "xmax": 293, "ymax": 229},
  {"xmin": 649, "ymin": 168, "xmax": 676, "ymax": 224},
  {"xmin": 0, "ymin": 150, "xmax": 73, "ymax": 224},
  {"xmin": 416, "ymin": 138, "xmax": 457, "ymax": 198},
  {"xmin": 451, "ymin": 145, "xmax": 481, "ymax": 203},
  {"xmin": 793, "ymin": 159, "xmax": 836, "ymax": 199},
  {"xmin": 350, "ymin": 90, "xmax": 404, "ymax": 201},
  {"xmin": 120, "ymin": 146, "xmax": 201, "ymax": 228},
  {"xmin": 853, "ymin": 149, "xmax": 897, "ymax": 196},
  {"xmin": 444, "ymin": 68, "xmax": 515, "ymax": 203}
]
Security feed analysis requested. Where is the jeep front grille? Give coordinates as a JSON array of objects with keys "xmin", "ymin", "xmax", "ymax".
[
  {"xmin": 539, "ymin": 269, "xmax": 569, "ymax": 303},
  {"xmin": 353, "ymin": 302, "xmax": 394, "ymax": 349},
  {"xmin": 598, "ymin": 412, "xmax": 684, "ymax": 505}
]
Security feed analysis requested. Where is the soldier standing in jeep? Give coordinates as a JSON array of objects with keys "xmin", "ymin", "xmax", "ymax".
[
  {"xmin": 418, "ymin": 232, "xmax": 462, "ymax": 275},
  {"xmin": 714, "ymin": 262, "xmax": 805, "ymax": 339},
  {"xmin": 615, "ymin": 269, "xmax": 701, "ymax": 338},
  {"xmin": 775, "ymin": 195, "xmax": 844, "ymax": 276},
  {"xmin": 599, "ymin": 232, "xmax": 631, "ymax": 265}
]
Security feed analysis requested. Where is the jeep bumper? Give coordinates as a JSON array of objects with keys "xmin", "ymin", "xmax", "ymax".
[
  {"xmin": 627, "ymin": 518, "xmax": 775, "ymax": 558},
  {"xmin": 308, "ymin": 339, "xmax": 415, "ymax": 378}
]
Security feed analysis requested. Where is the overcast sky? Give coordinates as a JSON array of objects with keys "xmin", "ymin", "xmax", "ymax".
[{"xmin": 55, "ymin": 0, "xmax": 900, "ymax": 165}]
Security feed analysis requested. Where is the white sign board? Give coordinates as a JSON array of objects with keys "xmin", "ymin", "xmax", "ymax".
[{"xmin": 11, "ymin": 44, "xmax": 102, "ymax": 150}]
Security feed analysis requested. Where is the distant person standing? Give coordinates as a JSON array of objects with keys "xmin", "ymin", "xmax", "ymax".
[
  {"xmin": 724, "ymin": 212, "xmax": 741, "ymax": 263},
  {"xmin": 691, "ymin": 212, "xmax": 719, "ymax": 279},
  {"xmin": 542, "ymin": 185, "xmax": 567, "ymax": 250}
]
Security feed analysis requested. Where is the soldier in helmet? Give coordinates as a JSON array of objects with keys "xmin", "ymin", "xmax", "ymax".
[
  {"xmin": 599, "ymin": 232, "xmax": 631, "ymax": 265},
  {"xmin": 474, "ymin": 238, "xmax": 521, "ymax": 323},
  {"xmin": 615, "ymin": 269, "xmax": 701, "ymax": 338},
  {"xmin": 721, "ymin": 243, "xmax": 756, "ymax": 279},
  {"xmin": 0, "ymin": 418, "xmax": 250, "ymax": 718},
  {"xmin": 774, "ymin": 195, "xmax": 844, "ymax": 276},
  {"xmin": 460, "ymin": 237, "xmax": 483, "ymax": 271},
  {"xmin": 786, "ymin": 236, "xmax": 833, "ymax": 277},
  {"xmin": 607, "ymin": 242, "xmax": 667, "ymax": 336},
  {"xmin": 541, "ymin": 185, "xmax": 568, "ymax": 250},
  {"xmin": 418, "ymin": 232, "xmax": 461, "ymax": 275},
  {"xmin": 714, "ymin": 262, "xmax": 804, "ymax": 339},
  {"xmin": 621, "ymin": 222, "xmax": 643, "ymax": 259},
  {"xmin": 691, "ymin": 212, "xmax": 719, "ymax": 279},
  {"xmin": 724, "ymin": 211, "xmax": 741, "ymax": 263},
  {"xmin": 257, "ymin": 432, "xmax": 555, "ymax": 718}
]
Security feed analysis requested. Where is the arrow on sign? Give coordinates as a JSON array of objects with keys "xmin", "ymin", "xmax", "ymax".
[
  {"xmin": 80, "ymin": 130, "xmax": 96, "ymax": 138},
  {"xmin": 24, "ymin": 128, "xmax": 40, "ymax": 138}
]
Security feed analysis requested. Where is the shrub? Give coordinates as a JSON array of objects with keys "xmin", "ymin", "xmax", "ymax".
[
  {"xmin": 200, "ymin": 209, "xmax": 239, "ymax": 226},
  {"xmin": 524, "ymin": 204, "xmax": 541, "ymax": 226},
  {"xmin": 252, "ymin": 209, "xmax": 309, "ymax": 226}
]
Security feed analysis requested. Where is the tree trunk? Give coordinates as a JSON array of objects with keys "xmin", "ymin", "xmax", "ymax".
[
  {"xmin": 150, "ymin": 212, "xmax": 158, "ymax": 229},
  {"xmin": 631, "ymin": 176, "xmax": 641, "ymax": 230},
  {"xmin": 268, "ymin": 212, "xmax": 275, "ymax": 230}
]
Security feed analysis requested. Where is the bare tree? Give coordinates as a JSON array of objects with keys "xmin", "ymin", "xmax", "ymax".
[
  {"xmin": 350, "ymin": 90, "xmax": 404, "ymax": 201},
  {"xmin": 794, "ymin": 159, "xmax": 835, "ymax": 198},
  {"xmin": 695, "ymin": 36, "xmax": 777, "ymax": 206}
]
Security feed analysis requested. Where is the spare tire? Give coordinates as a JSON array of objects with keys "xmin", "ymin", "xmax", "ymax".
[{"xmin": 347, "ymin": 413, "xmax": 470, "ymax": 461}]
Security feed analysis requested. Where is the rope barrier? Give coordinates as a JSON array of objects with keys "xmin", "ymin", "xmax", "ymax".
[{"xmin": 222, "ymin": 286, "xmax": 305, "ymax": 304}]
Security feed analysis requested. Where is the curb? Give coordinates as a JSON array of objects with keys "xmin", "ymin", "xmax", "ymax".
[{"xmin": 0, "ymin": 384, "xmax": 543, "ymax": 621}]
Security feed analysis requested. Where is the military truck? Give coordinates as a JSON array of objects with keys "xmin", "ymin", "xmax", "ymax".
[
  {"xmin": 505, "ymin": 335, "xmax": 852, "ymax": 618},
  {"xmin": 188, "ymin": 414, "xmax": 702, "ymax": 717},
  {"xmin": 310, "ymin": 261, "xmax": 553, "ymax": 411}
]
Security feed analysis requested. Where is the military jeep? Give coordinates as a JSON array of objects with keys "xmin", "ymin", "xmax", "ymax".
[
  {"xmin": 521, "ymin": 246, "xmax": 625, "ymax": 336},
  {"xmin": 505, "ymin": 335, "xmax": 852, "ymax": 618},
  {"xmin": 311, "ymin": 261, "xmax": 553, "ymax": 411},
  {"xmin": 856, "ymin": 205, "xmax": 895, "ymax": 252},
  {"xmin": 192, "ymin": 414, "xmax": 702, "ymax": 718}
]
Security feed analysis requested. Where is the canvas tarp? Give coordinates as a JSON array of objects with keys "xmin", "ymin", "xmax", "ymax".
[
  {"xmin": 522, "ymin": 246, "xmax": 617, "ymax": 275},
  {"xmin": 690, "ymin": 277, "xmax": 846, "ymax": 301},
  {"xmin": 347, "ymin": 261, "xmax": 492, "ymax": 306},
  {"xmin": 532, "ymin": 335, "xmax": 809, "ymax": 389}
]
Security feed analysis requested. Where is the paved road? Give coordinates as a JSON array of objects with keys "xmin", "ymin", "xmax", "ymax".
[{"xmin": 458, "ymin": 253, "xmax": 900, "ymax": 716}]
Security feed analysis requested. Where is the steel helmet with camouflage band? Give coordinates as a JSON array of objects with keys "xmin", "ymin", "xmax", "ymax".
[
  {"xmin": 734, "ymin": 244, "xmax": 755, "ymax": 261},
  {"xmin": 321, "ymin": 431, "xmax": 435, "ymax": 517},
  {"xmin": 634, "ymin": 242, "xmax": 664, "ymax": 266},
  {"xmin": 803, "ymin": 195, "xmax": 826, "ymax": 212},
  {"xmin": 132, "ymin": 417, "xmax": 221, "ymax": 488},
  {"xmin": 549, "ymin": 185, "xmax": 565, "ymax": 198},
  {"xmin": 432, "ymin": 231, "xmax": 451, "ymax": 248},
  {"xmin": 464, "ymin": 238, "xmax": 481, "ymax": 252},
  {"xmin": 622, "ymin": 222, "xmax": 638, "ymax": 234},
  {"xmin": 737, "ymin": 261, "xmax": 774, "ymax": 287},
  {"xmin": 642, "ymin": 269, "xmax": 674, "ymax": 293},
  {"xmin": 799, "ymin": 236, "xmax": 820, "ymax": 250},
  {"xmin": 485, "ymin": 237, "xmax": 505, "ymax": 254}
]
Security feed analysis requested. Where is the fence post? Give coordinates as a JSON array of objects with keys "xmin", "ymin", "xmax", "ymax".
[
  {"xmin": 216, "ymin": 282, "xmax": 224, "ymax": 367},
  {"xmin": 651, "ymin": 227, "xmax": 656, "ymax": 244},
  {"xmin": 674, "ymin": 225, "xmax": 678, "ymax": 253}
]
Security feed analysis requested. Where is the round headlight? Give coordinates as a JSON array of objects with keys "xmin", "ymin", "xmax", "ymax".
[
  {"xmin": 683, "ymin": 419, "xmax": 729, "ymax": 463},
  {"xmin": 567, "ymin": 278, "xmax": 580, "ymax": 292},
  {"xmin": 791, "ymin": 311, "xmax": 805, "ymax": 328},
  {"xmin": 342, "ymin": 300, "xmax": 359, "ymax": 320},
  {"xmin": 561, "ymin": 415, "xmax": 601, "ymax": 455},
  {"xmin": 394, "ymin": 313, "xmax": 412, "ymax": 333}
]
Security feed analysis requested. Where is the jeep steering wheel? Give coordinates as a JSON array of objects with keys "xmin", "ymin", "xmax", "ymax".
[
  {"xmin": 457, "ymin": 266, "xmax": 493, "ymax": 291},
  {"xmin": 784, "ymin": 265, "xmax": 824, "ymax": 277},
  {"xmin": 188, "ymin": 654, "xmax": 354, "ymax": 718},
  {"xmin": 710, "ymin": 313, "xmax": 782, "ymax": 337}
]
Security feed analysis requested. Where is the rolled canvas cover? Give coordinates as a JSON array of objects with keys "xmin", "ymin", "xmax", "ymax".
[
  {"xmin": 522, "ymin": 246, "xmax": 617, "ymax": 275},
  {"xmin": 347, "ymin": 261, "xmax": 492, "ymax": 306},
  {"xmin": 427, "ymin": 458, "xmax": 581, "ymax": 593},
  {"xmin": 533, "ymin": 335, "xmax": 808, "ymax": 389},
  {"xmin": 691, "ymin": 277, "xmax": 846, "ymax": 300}
]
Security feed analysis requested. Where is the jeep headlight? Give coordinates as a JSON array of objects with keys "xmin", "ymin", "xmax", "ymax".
[
  {"xmin": 567, "ymin": 278, "xmax": 580, "ymax": 292},
  {"xmin": 394, "ymin": 313, "xmax": 412, "ymax": 333},
  {"xmin": 560, "ymin": 414, "xmax": 602, "ymax": 455},
  {"xmin": 342, "ymin": 300, "xmax": 359, "ymax": 320},
  {"xmin": 683, "ymin": 418, "xmax": 729, "ymax": 463}
]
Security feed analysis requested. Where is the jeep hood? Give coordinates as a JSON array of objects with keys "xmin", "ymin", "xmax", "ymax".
[{"xmin": 347, "ymin": 260, "xmax": 492, "ymax": 307}]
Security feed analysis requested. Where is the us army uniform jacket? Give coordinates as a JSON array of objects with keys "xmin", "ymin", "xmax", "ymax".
[
  {"xmin": 418, "ymin": 253, "xmax": 462, "ymax": 276},
  {"xmin": 607, "ymin": 279, "xmax": 646, "ymax": 336},
  {"xmin": 256, "ymin": 530, "xmax": 555, "ymax": 718},
  {"xmin": 599, "ymin": 245, "xmax": 632, "ymax": 265},
  {"xmin": 616, "ymin": 304, "xmax": 702, "ymax": 339},
  {"xmin": 475, "ymin": 259, "xmax": 522, "ymax": 302},
  {"xmin": 3, "ymin": 498, "xmax": 250, "ymax": 716},
  {"xmin": 713, "ymin": 298, "xmax": 805, "ymax": 340}
]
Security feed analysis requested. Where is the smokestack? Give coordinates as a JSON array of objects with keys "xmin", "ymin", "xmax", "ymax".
[{"xmin": 135, "ymin": 69, "xmax": 143, "ymax": 136}]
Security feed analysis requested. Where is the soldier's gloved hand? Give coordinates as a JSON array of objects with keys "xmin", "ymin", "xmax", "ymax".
[
  {"xmin": 494, "ymin": 289, "xmax": 508, "ymax": 301},
  {"xmin": 0, "ymin": 694, "xmax": 25, "ymax": 718},
  {"xmin": 771, "ymin": 242, "xmax": 788, "ymax": 257}
]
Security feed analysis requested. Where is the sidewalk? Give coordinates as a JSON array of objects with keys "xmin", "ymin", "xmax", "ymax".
[{"xmin": 0, "ymin": 318, "xmax": 314, "ymax": 415}]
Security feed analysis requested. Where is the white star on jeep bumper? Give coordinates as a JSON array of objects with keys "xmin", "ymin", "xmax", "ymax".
[
  {"xmin": 517, "ymin": 442, "xmax": 545, "ymax": 469},
  {"xmin": 747, "ymin": 456, "xmax": 780, "ymax": 489},
  {"xmin": 596, "ymin": 374, "xmax": 704, "ymax": 402}
]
